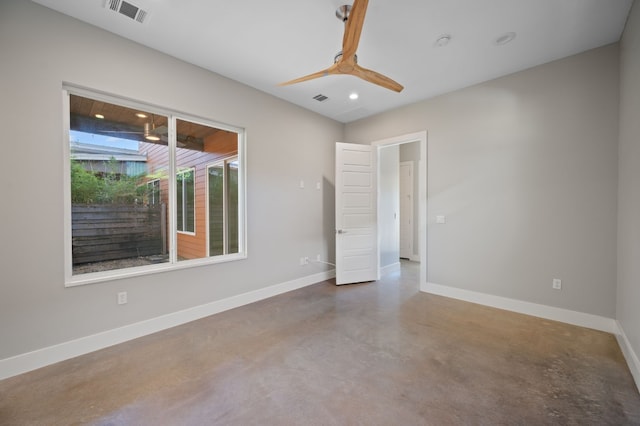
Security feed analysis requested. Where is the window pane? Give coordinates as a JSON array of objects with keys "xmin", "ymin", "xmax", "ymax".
[
  {"xmin": 69, "ymin": 94, "xmax": 169, "ymax": 275},
  {"xmin": 147, "ymin": 180, "xmax": 160, "ymax": 206},
  {"xmin": 208, "ymin": 165, "xmax": 224, "ymax": 256},
  {"xmin": 176, "ymin": 169, "xmax": 194, "ymax": 234},
  {"xmin": 227, "ymin": 160, "xmax": 239, "ymax": 254},
  {"xmin": 176, "ymin": 173, "xmax": 184, "ymax": 231},
  {"xmin": 185, "ymin": 171, "xmax": 195, "ymax": 232},
  {"xmin": 175, "ymin": 118, "xmax": 239, "ymax": 261}
]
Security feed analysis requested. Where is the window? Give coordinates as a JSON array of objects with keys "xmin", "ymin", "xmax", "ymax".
[
  {"xmin": 208, "ymin": 158, "xmax": 239, "ymax": 256},
  {"xmin": 65, "ymin": 88, "xmax": 245, "ymax": 284},
  {"xmin": 147, "ymin": 179, "xmax": 160, "ymax": 206},
  {"xmin": 176, "ymin": 169, "xmax": 195, "ymax": 233}
]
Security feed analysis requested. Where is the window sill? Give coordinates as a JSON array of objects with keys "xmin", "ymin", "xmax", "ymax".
[{"xmin": 65, "ymin": 253, "xmax": 248, "ymax": 287}]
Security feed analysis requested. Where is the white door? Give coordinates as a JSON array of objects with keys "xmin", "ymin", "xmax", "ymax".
[
  {"xmin": 335, "ymin": 142, "xmax": 378, "ymax": 285},
  {"xmin": 399, "ymin": 161, "xmax": 413, "ymax": 259}
]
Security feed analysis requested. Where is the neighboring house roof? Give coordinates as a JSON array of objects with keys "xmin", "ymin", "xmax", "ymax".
[
  {"xmin": 71, "ymin": 141, "xmax": 148, "ymax": 176},
  {"xmin": 70, "ymin": 141, "xmax": 147, "ymax": 162}
]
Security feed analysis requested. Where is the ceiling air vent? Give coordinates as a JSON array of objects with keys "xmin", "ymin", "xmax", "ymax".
[
  {"xmin": 313, "ymin": 94, "xmax": 329, "ymax": 102},
  {"xmin": 105, "ymin": 0, "xmax": 149, "ymax": 24}
]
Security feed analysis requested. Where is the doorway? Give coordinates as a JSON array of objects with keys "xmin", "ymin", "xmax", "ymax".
[{"xmin": 372, "ymin": 132, "xmax": 427, "ymax": 288}]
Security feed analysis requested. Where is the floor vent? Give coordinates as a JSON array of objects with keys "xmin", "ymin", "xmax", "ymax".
[
  {"xmin": 313, "ymin": 94, "xmax": 329, "ymax": 102},
  {"xmin": 105, "ymin": 0, "xmax": 149, "ymax": 24}
]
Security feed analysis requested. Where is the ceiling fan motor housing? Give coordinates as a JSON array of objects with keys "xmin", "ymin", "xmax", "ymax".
[{"xmin": 336, "ymin": 5, "xmax": 351, "ymax": 22}]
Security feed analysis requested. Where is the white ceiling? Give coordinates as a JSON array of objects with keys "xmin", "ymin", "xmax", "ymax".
[{"xmin": 32, "ymin": 0, "xmax": 633, "ymax": 123}]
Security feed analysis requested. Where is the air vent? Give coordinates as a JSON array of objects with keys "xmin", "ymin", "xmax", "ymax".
[
  {"xmin": 105, "ymin": 0, "xmax": 149, "ymax": 24},
  {"xmin": 313, "ymin": 94, "xmax": 329, "ymax": 102}
]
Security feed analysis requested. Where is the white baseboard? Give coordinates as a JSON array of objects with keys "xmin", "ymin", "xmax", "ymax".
[
  {"xmin": 0, "ymin": 270, "xmax": 335, "ymax": 381},
  {"xmin": 615, "ymin": 321, "xmax": 640, "ymax": 392},
  {"xmin": 421, "ymin": 282, "xmax": 617, "ymax": 334}
]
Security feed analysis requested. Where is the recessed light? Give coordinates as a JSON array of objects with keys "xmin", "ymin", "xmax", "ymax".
[
  {"xmin": 435, "ymin": 34, "xmax": 451, "ymax": 47},
  {"xmin": 495, "ymin": 32, "xmax": 516, "ymax": 46},
  {"xmin": 349, "ymin": 92, "xmax": 359, "ymax": 100},
  {"xmin": 94, "ymin": 114, "xmax": 104, "ymax": 119},
  {"xmin": 136, "ymin": 113, "xmax": 147, "ymax": 118}
]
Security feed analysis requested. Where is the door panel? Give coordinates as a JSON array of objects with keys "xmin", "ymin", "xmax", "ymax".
[{"xmin": 335, "ymin": 142, "xmax": 378, "ymax": 285}]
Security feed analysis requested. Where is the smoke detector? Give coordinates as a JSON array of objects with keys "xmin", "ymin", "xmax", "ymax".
[{"xmin": 104, "ymin": 0, "xmax": 149, "ymax": 24}]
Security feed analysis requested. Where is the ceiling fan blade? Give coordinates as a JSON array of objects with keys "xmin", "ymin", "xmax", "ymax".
[
  {"xmin": 152, "ymin": 125, "xmax": 168, "ymax": 135},
  {"xmin": 278, "ymin": 0, "xmax": 404, "ymax": 93},
  {"xmin": 342, "ymin": 0, "xmax": 368, "ymax": 61},
  {"xmin": 353, "ymin": 64, "xmax": 404, "ymax": 92},
  {"xmin": 278, "ymin": 64, "xmax": 338, "ymax": 87}
]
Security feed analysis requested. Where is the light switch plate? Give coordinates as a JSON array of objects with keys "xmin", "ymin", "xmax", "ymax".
[{"xmin": 436, "ymin": 215, "xmax": 446, "ymax": 224}]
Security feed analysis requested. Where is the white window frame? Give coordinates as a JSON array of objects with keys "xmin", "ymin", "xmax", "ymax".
[{"xmin": 63, "ymin": 85, "xmax": 247, "ymax": 287}]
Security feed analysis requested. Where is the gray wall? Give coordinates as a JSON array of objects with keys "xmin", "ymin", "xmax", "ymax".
[
  {"xmin": 618, "ymin": 1, "xmax": 640, "ymax": 369},
  {"xmin": 379, "ymin": 146, "xmax": 400, "ymax": 267},
  {"xmin": 346, "ymin": 44, "xmax": 620, "ymax": 318},
  {"xmin": 0, "ymin": 0, "xmax": 342, "ymax": 360}
]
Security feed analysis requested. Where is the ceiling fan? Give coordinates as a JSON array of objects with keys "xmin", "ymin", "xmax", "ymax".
[
  {"xmin": 278, "ymin": 0, "xmax": 404, "ymax": 93},
  {"xmin": 95, "ymin": 118, "xmax": 201, "ymax": 148},
  {"xmin": 95, "ymin": 114, "xmax": 168, "ymax": 141}
]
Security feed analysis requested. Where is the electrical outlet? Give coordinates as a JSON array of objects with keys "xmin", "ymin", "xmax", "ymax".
[
  {"xmin": 552, "ymin": 279, "xmax": 562, "ymax": 290},
  {"xmin": 304, "ymin": 256, "xmax": 310, "ymax": 265},
  {"xmin": 316, "ymin": 254, "xmax": 321, "ymax": 262},
  {"xmin": 117, "ymin": 291, "xmax": 128, "ymax": 305}
]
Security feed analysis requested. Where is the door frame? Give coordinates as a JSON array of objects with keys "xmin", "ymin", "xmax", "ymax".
[{"xmin": 372, "ymin": 131, "xmax": 427, "ymax": 287}]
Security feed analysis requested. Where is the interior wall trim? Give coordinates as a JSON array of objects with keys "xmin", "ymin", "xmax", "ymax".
[
  {"xmin": 615, "ymin": 321, "xmax": 640, "ymax": 392},
  {"xmin": 0, "ymin": 270, "xmax": 335, "ymax": 381},
  {"xmin": 422, "ymin": 282, "xmax": 617, "ymax": 333}
]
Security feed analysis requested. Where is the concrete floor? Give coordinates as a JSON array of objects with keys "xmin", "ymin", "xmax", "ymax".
[{"xmin": 1, "ymin": 261, "xmax": 639, "ymax": 425}]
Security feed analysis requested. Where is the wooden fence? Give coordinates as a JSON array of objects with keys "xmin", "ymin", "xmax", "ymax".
[{"xmin": 72, "ymin": 204, "xmax": 165, "ymax": 264}]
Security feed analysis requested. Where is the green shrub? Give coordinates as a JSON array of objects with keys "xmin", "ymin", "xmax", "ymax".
[{"xmin": 71, "ymin": 158, "xmax": 146, "ymax": 204}]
